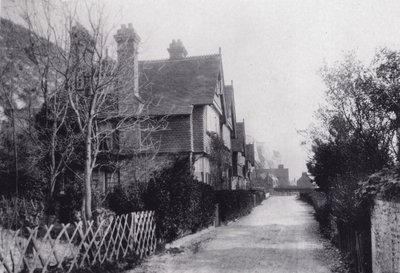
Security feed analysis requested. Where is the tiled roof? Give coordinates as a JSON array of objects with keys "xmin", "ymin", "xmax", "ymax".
[
  {"xmin": 223, "ymin": 84, "xmax": 237, "ymax": 137},
  {"xmin": 139, "ymin": 54, "xmax": 221, "ymax": 116},
  {"xmin": 224, "ymin": 85, "xmax": 233, "ymax": 117},
  {"xmin": 246, "ymin": 144, "xmax": 255, "ymax": 165}
]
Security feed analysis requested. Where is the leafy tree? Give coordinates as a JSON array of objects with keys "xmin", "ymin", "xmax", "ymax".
[{"xmin": 308, "ymin": 53, "xmax": 394, "ymax": 190}]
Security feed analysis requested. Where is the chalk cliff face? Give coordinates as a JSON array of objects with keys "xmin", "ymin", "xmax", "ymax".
[{"xmin": 0, "ymin": 18, "xmax": 45, "ymax": 122}]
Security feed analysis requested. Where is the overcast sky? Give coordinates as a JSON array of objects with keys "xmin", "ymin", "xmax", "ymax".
[
  {"xmin": 108, "ymin": 0, "xmax": 400, "ymax": 181},
  {"xmin": 4, "ymin": 0, "xmax": 400, "ymax": 181}
]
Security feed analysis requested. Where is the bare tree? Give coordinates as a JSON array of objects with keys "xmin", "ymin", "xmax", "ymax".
[{"xmin": 16, "ymin": 0, "xmax": 167, "ymax": 219}]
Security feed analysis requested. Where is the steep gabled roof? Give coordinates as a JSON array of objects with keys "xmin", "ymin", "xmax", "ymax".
[
  {"xmin": 246, "ymin": 143, "xmax": 255, "ymax": 165},
  {"xmin": 224, "ymin": 84, "xmax": 237, "ymax": 136},
  {"xmin": 232, "ymin": 121, "xmax": 246, "ymax": 153},
  {"xmin": 139, "ymin": 54, "xmax": 221, "ymax": 115}
]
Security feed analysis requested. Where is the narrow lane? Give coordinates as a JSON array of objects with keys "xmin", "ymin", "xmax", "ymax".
[{"xmin": 128, "ymin": 196, "xmax": 344, "ymax": 273}]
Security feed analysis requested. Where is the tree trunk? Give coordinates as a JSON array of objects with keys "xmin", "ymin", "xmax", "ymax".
[
  {"xmin": 11, "ymin": 108, "xmax": 18, "ymax": 196},
  {"xmin": 397, "ymin": 113, "xmax": 400, "ymax": 163},
  {"xmin": 49, "ymin": 120, "xmax": 57, "ymax": 197},
  {"xmin": 84, "ymin": 118, "xmax": 93, "ymax": 220}
]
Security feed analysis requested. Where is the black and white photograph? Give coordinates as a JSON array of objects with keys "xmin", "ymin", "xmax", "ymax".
[{"xmin": 1, "ymin": 0, "xmax": 400, "ymax": 272}]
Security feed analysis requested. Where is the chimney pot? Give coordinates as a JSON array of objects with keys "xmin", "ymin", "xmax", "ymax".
[
  {"xmin": 114, "ymin": 23, "xmax": 141, "ymax": 99},
  {"xmin": 167, "ymin": 39, "xmax": 187, "ymax": 59}
]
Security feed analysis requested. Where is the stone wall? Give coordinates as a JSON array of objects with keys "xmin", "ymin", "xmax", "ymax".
[{"xmin": 371, "ymin": 199, "xmax": 400, "ymax": 273}]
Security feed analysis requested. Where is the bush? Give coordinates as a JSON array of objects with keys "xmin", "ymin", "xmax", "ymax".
[
  {"xmin": 216, "ymin": 190, "xmax": 254, "ymax": 222},
  {"xmin": 250, "ymin": 189, "xmax": 266, "ymax": 205},
  {"xmin": 106, "ymin": 183, "xmax": 147, "ymax": 215},
  {"xmin": 0, "ymin": 196, "xmax": 45, "ymax": 229},
  {"xmin": 299, "ymin": 191, "xmax": 331, "ymax": 235},
  {"xmin": 106, "ymin": 157, "xmax": 264, "ymax": 243},
  {"xmin": 139, "ymin": 156, "xmax": 215, "ymax": 243}
]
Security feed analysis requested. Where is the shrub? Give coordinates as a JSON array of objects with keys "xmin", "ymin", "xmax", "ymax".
[
  {"xmin": 107, "ymin": 157, "xmax": 263, "ymax": 242},
  {"xmin": 106, "ymin": 183, "xmax": 147, "ymax": 215},
  {"xmin": 299, "ymin": 191, "xmax": 331, "ymax": 235},
  {"xmin": 216, "ymin": 190, "xmax": 254, "ymax": 222},
  {"xmin": 139, "ymin": 156, "xmax": 215, "ymax": 243},
  {"xmin": 0, "ymin": 196, "xmax": 45, "ymax": 229},
  {"xmin": 250, "ymin": 189, "xmax": 266, "ymax": 205}
]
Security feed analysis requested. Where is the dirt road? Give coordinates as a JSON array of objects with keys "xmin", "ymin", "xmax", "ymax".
[{"xmin": 127, "ymin": 196, "xmax": 346, "ymax": 273}]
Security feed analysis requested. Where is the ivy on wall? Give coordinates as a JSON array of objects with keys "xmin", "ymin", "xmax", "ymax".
[
  {"xmin": 358, "ymin": 166, "xmax": 400, "ymax": 202},
  {"xmin": 207, "ymin": 132, "xmax": 232, "ymax": 189}
]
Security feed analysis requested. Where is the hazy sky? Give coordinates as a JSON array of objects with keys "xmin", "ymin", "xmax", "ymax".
[
  {"xmin": 109, "ymin": 0, "xmax": 400, "ymax": 181},
  {"xmin": 4, "ymin": 0, "xmax": 400, "ymax": 180}
]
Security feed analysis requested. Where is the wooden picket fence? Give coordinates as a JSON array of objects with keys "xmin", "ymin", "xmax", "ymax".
[{"xmin": 0, "ymin": 211, "xmax": 156, "ymax": 273}]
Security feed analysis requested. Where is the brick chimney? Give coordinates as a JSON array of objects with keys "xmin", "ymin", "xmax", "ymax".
[
  {"xmin": 70, "ymin": 24, "xmax": 95, "ymax": 68},
  {"xmin": 167, "ymin": 39, "xmax": 187, "ymax": 59},
  {"xmin": 114, "ymin": 23, "xmax": 141, "ymax": 98}
]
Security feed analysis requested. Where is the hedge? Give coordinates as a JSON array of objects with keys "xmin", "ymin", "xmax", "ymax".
[
  {"xmin": 250, "ymin": 189, "xmax": 266, "ymax": 205},
  {"xmin": 107, "ymin": 157, "xmax": 266, "ymax": 243},
  {"xmin": 107, "ymin": 157, "xmax": 215, "ymax": 243},
  {"xmin": 216, "ymin": 190, "xmax": 253, "ymax": 222}
]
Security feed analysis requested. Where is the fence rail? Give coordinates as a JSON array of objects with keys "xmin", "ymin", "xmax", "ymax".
[{"xmin": 0, "ymin": 211, "xmax": 156, "ymax": 273}]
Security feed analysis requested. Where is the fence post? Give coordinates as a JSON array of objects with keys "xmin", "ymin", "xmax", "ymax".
[{"xmin": 214, "ymin": 203, "xmax": 220, "ymax": 227}]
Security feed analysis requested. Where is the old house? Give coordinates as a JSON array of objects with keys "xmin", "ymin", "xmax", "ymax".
[
  {"xmin": 296, "ymin": 172, "xmax": 314, "ymax": 188},
  {"xmin": 266, "ymin": 164, "xmax": 290, "ymax": 187},
  {"xmin": 245, "ymin": 143, "xmax": 256, "ymax": 187},
  {"xmin": 251, "ymin": 169, "xmax": 278, "ymax": 191},
  {"xmin": 0, "ymin": 19, "xmax": 240, "ymax": 192},
  {"xmin": 68, "ymin": 23, "xmax": 145, "ymax": 192},
  {"xmin": 231, "ymin": 121, "xmax": 249, "ymax": 189},
  {"xmin": 138, "ymin": 39, "xmax": 237, "ymax": 187}
]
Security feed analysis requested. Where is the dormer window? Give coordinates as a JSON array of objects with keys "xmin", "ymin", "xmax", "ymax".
[
  {"xmin": 77, "ymin": 75, "xmax": 84, "ymax": 90},
  {"xmin": 83, "ymin": 74, "xmax": 91, "ymax": 93},
  {"xmin": 100, "ymin": 132, "xmax": 113, "ymax": 151},
  {"xmin": 76, "ymin": 72, "xmax": 91, "ymax": 95}
]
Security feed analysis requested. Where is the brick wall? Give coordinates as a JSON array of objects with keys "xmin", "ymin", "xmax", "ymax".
[
  {"xmin": 371, "ymin": 199, "xmax": 400, "ymax": 273},
  {"xmin": 150, "ymin": 115, "xmax": 193, "ymax": 153}
]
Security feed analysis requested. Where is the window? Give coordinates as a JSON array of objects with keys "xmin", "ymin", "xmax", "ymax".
[
  {"xmin": 92, "ymin": 171, "xmax": 99, "ymax": 188},
  {"xmin": 83, "ymin": 74, "xmax": 91, "ymax": 94},
  {"xmin": 105, "ymin": 171, "xmax": 119, "ymax": 192},
  {"xmin": 206, "ymin": 106, "xmax": 220, "ymax": 135},
  {"xmin": 77, "ymin": 75, "xmax": 84, "ymax": 90},
  {"xmin": 100, "ymin": 133, "xmax": 113, "ymax": 151}
]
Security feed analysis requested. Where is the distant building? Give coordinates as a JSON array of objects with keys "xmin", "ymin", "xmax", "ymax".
[
  {"xmin": 266, "ymin": 164, "xmax": 289, "ymax": 187},
  {"xmin": 251, "ymin": 169, "xmax": 277, "ymax": 192},
  {"xmin": 231, "ymin": 122, "xmax": 247, "ymax": 189},
  {"xmin": 296, "ymin": 172, "xmax": 314, "ymax": 188}
]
